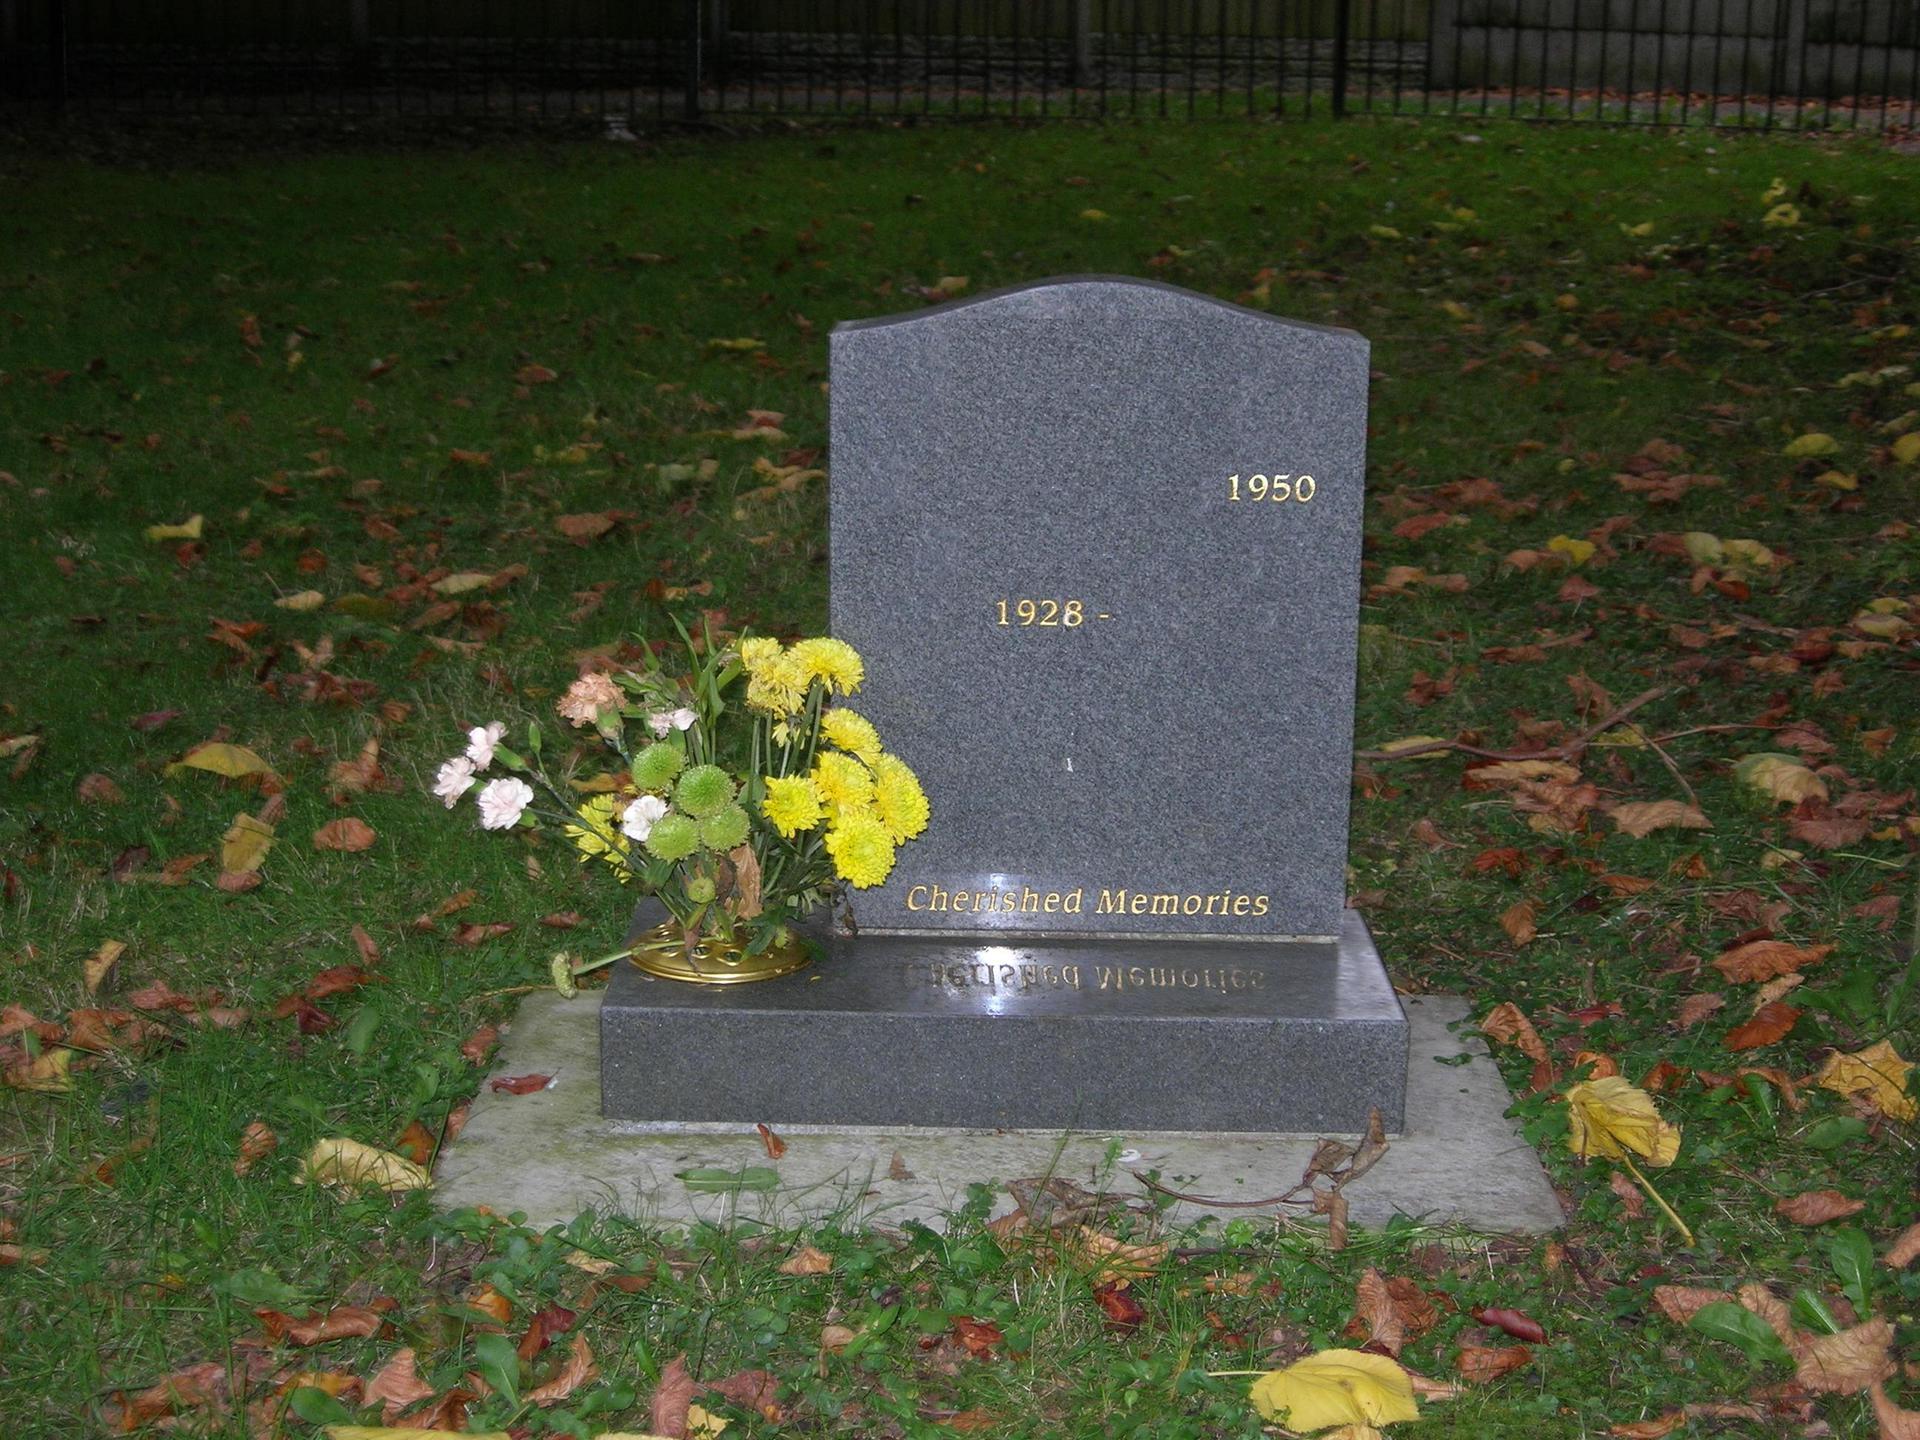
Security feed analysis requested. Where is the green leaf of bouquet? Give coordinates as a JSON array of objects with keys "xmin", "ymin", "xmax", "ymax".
[{"xmin": 1686, "ymin": 1301, "xmax": 1794, "ymax": 1366}]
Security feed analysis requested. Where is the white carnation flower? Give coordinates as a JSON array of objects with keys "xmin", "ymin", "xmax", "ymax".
[
  {"xmin": 621, "ymin": 793, "xmax": 669, "ymax": 842},
  {"xmin": 476, "ymin": 777, "xmax": 534, "ymax": 831},
  {"xmin": 465, "ymin": 721, "xmax": 507, "ymax": 770},
  {"xmin": 433, "ymin": 756, "xmax": 477, "ymax": 809}
]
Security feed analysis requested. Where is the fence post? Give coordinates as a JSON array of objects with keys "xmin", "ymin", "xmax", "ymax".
[
  {"xmin": 1070, "ymin": 0, "xmax": 1093, "ymax": 85},
  {"xmin": 47, "ymin": 0, "xmax": 67, "ymax": 107},
  {"xmin": 684, "ymin": 0, "xmax": 702, "ymax": 118},
  {"xmin": 1331, "ymin": 0, "xmax": 1352, "ymax": 115}
]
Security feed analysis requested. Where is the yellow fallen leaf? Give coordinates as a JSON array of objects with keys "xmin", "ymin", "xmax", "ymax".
[
  {"xmin": 274, "ymin": 590, "xmax": 326, "ymax": 611},
  {"xmin": 299, "ymin": 1138, "xmax": 431, "ymax": 1193},
  {"xmin": 1783, "ymin": 433, "xmax": 1838, "ymax": 458},
  {"xmin": 1733, "ymin": 752, "xmax": 1829, "ymax": 805},
  {"xmin": 430, "ymin": 571, "xmax": 495, "ymax": 595},
  {"xmin": 1469, "ymin": 759, "xmax": 1582, "ymax": 784},
  {"xmin": 1815, "ymin": 1041, "xmax": 1916, "ymax": 1122},
  {"xmin": 1080, "ymin": 208, "xmax": 1109, "ymax": 222},
  {"xmin": 1891, "ymin": 433, "xmax": 1920, "ymax": 464},
  {"xmin": 1813, "ymin": 470, "xmax": 1857, "ymax": 490},
  {"xmin": 1249, "ymin": 1349, "xmax": 1420, "ymax": 1432},
  {"xmin": 1439, "ymin": 299, "xmax": 1471, "ymax": 321},
  {"xmin": 1565, "ymin": 1076, "xmax": 1681, "ymax": 1166},
  {"xmin": 1720, "ymin": 538, "xmax": 1777, "ymax": 571},
  {"xmin": 5, "ymin": 1047, "xmax": 72, "ymax": 1093},
  {"xmin": 1368, "ymin": 224, "xmax": 1402, "ymax": 240},
  {"xmin": 1622, "ymin": 220, "xmax": 1655, "ymax": 237},
  {"xmin": 1682, "ymin": 531, "xmax": 1724, "ymax": 566},
  {"xmin": 324, "ymin": 1431, "xmax": 511, "ymax": 1440},
  {"xmin": 1760, "ymin": 847, "xmax": 1804, "ymax": 870},
  {"xmin": 687, "ymin": 1404, "xmax": 729, "ymax": 1439},
  {"xmin": 1854, "ymin": 612, "xmax": 1913, "ymax": 639},
  {"xmin": 145, "ymin": 514, "xmax": 204, "ymax": 542},
  {"xmin": 82, "ymin": 939, "xmax": 127, "ymax": 995},
  {"xmin": 1547, "ymin": 534, "xmax": 1596, "ymax": 566},
  {"xmin": 1763, "ymin": 203, "xmax": 1802, "ymax": 228},
  {"xmin": 929, "ymin": 275, "xmax": 969, "ymax": 297},
  {"xmin": 1609, "ymin": 800, "xmax": 1712, "ymax": 838},
  {"xmin": 706, "ymin": 337, "xmax": 764, "ymax": 352},
  {"xmin": 165, "ymin": 742, "xmax": 277, "ymax": 782},
  {"xmin": 220, "ymin": 812, "xmax": 275, "ymax": 875}
]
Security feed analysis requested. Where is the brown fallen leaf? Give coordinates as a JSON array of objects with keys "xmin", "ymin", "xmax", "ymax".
[
  {"xmin": 460, "ymin": 1025, "xmax": 500, "ymax": 1066},
  {"xmin": 1352, "ymin": 1268, "xmax": 1406, "ymax": 1355},
  {"xmin": 1725, "ymin": 1001, "xmax": 1801, "ymax": 1051},
  {"xmin": 256, "ymin": 1304, "xmax": 386, "ymax": 1346},
  {"xmin": 365, "ymin": 1346, "xmax": 435, "ymax": 1421},
  {"xmin": 950, "ymin": 1316, "xmax": 1005, "ymax": 1359},
  {"xmin": 1739, "ymin": 1283, "xmax": 1897, "ymax": 1394},
  {"xmin": 452, "ymin": 921, "xmax": 515, "ymax": 946},
  {"xmin": 1093, "ymin": 1280, "xmax": 1147, "ymax": 1331},
  {"xmin": 99, "ymin": 1362, "xmax": 230, "ymax": 1432},
  {"xmin": 1456, "ymin": 1344, "xmax": 1531, "ymax": 1383},
  {"xmin": 1652, "ymin": 1285, "xmax": 1734, "ymax": 1326},
  {"xmin": 555, "ymin": 511, "xmax": 616, "ymax": 545},
  {"xmin": 1674, "ymin": 992, "xmax": 1726, "ymax": 1028},
  {"xmin": 488, "ymin": 1073, "xmax": 553, "ymax": 1096},
  {"xmin": 649, "ymin": 1354, "xmax": 700, "ymax": 1439},
  {"xmin": 528, "ymin": 1334, "xmax": 599, "ymax": 1406},
  {"xmin": 819, "ymin": 1323, "xmax": 857, "ymax": 1354},
  {"xmin": 313, "ymin": 818, "xmax": 377, "ymax": 853},
  {"xmin": 1610, "ymin": 799, "xmax": 1712, "ymax": 837},
  {"xmin": 1775, "ymin": 1189, "xmax": 1866, "ymax": 1225},
  {"xmin": 777, "ymin": 1244, "xmax": 833, "ymax": 1277},
  {"xmin": 1871, "ymin": 1382, "xmax": 1920, "ymax": 1440},
  {"xmin": 1498, "ymin": 901, "xmax": 1538, "ymax": 946},
  {"xmin": 1065, "ymin": 1226, "xmax": 1168, "ymax": 1283},
  {"xmin": 757, "ymin": 1121, "xmax": 787, "ymax": 1159},
  {"xmin": 77, "ymin": 772, "xmax": 127, "ymax": 806},
  {"xmin": 392, "ymin": 1119, "xmax": 436, "ymax": 1167},
  {"xmin": 1609, "ymin": 1412, "xmax": 1684, "ymax": 1439},
  {"xmin": 1481, "ymin": 1001, "xmax": 1554, "ymax": 1089},
  {"xmin": 1886, "ymin": 1222, "xmax": 1920, "ymax": 1269},
  {"xmin": 233, "ymin": 1120, "xmax": 278, "ymax": 1177},
  {"xmin": 1714, "ymin": 940, "xmax": 1834, "ymax": 983}
]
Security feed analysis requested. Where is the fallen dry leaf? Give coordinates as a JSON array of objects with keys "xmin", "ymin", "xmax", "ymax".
[
  {"xmin": 1565, "ymin": 1076, "xmax": 1681, "ymax": 1165},
  {"xmin": 1714, "ymin": 940, "xmax": 1833, "ymax": 983},
  {"xmin": 1725, "ymin": 1001, "xmax": 1801, "ymax": 1051},
  {"xmin": 1886, "ymin": 1222, "xmax": 1920, "ymax": 1269},
  {"xmin": 1871, "ymin": 1382, "xmax": 1920, "ymax": 1440},
  {"xmin": 233, "ymin": 1120, "xmax": 278, "ymax": 1177},
  {"xmin": 756, "ymin": 1121, "xmax": 786, "ymax": 1159},
  {"xmin": 1498, "ymin": 901, "xmax": 1538, "ymax": 946},
  {"xmin": 81, "ymin": 939, "xmax": 126, "ymax": 995},
  {"xmin": 1738, "ymin": 1283, "xmax": 1897, "ymax": 1394},
  {"xmin": 299, "ymin": 1138, "xmax": 430, "ymax": 1194},
  {"xmin": 1675, "ymin": 993, "xmax": 1726, "ymax": 1028},
  {"xmin": 313, "ymin": 818, "xmax": 377, "ymax": 853},
  {"xmin": 459, "ymin": 1025, "xmax": 500, "ymax": 1066},
  {"xmin": 1456, "ymin": 1344, "xmax": 1532, "ymax": 1383},
  {"xmin": 777, "ymin": 1244, "xmax": 833, "ymax": 1277},
  {"xmin": 1474, "ymin": 1307, "xmax": 1547, "ymax": 1343},
  {"xmin": 1815, "ymin": 1041, "xmax": 1916, "ymax": 1122},
  {"xmin": 364, "ymin": 1347, "xmax": 435, "ymax": 1421},
  {"xmin": 166, "ymin": 741, "xmax": 278, "ymax": 784},
  {"xmin": 527, "ymin": 1334, "xmax": 599, "ymax": 1405},
  {"xmin": 488, "ymin": 1073, "xmax": 552, "ymax": 1095},
  {"xmin": 220, "ymin": 812, "xmax": 276, "ymax": 876},
  {"xmin": 1775, "ymin": 1189, "xmax": 1866, "ymax": 1225},
  {"xmin": 1352, "ymin": 1268, "xmax": 1406, "ymax": 1356},
  {"xmin": 1093, "ymin": 1280, "xmax": 1147, "ymax": 1331},
  {"xmin": 1610, "ymin": 800, "xmax": 1712, "ymax": 837},
  {"xmin": 257, "ymin": 1304, "xmax": 386, "ymax": 1346}
]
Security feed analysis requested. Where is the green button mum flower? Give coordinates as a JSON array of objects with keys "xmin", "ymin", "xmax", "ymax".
[
  {"xmin": 644, "ymin": 811, "xmax": 700, "ymax": 862},
  {"xmin": 674, "ymin": 764, "xmax": 736, "ymax": 818},
  {"xmin": 698, "ymin": 803, "xmax": 750, "ymax": 852},
  {"xmin": 630, "ymin": 742, "xmax": 685, "ymax": 792}
]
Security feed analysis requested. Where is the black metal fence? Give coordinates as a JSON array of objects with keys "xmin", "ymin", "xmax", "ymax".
[{"xmin": 2, "ymin": 0, "xmax": 1916, "ymax": 130}]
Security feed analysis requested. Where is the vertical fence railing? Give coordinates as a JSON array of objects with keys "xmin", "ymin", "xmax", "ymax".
[{"xmin": 1, "ymin": 0, "xmax": 1917, "ymax": 131}]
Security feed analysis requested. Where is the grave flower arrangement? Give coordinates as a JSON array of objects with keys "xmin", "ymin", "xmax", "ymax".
[{"xmin": 433, "ymin": 626, "xmax": 929, "ymax": 983}]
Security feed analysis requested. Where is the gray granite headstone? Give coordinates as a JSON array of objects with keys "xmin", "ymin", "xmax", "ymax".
[
  {"xmin": 602, "ymin": 277, "xmax": 1407, "ymax": 1135},
  {"xmin": 829, "ymin": 276, "xmax": 1368, "ymax": 941}
]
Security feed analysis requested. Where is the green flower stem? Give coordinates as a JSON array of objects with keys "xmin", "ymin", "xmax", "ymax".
[{"xmin": 1620, "ymin": 1154, "xmax": 1694, "ymax": 1247}]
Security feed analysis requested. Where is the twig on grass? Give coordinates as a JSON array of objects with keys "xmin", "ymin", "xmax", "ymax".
[{"xmin": 1355, "ymin": 686, "xmax": 1668, "ymax": 764}]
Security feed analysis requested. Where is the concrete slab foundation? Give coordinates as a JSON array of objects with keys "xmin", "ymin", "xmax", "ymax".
[{"xmin": 436, "ymin": 993, "xmax": 1563, "ymax": 1235}]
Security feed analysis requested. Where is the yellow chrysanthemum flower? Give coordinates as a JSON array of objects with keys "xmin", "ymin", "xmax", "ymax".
[
  {"xmin": 820, "ymin": 707, "xmax": 882, "ymax": 763},
  {"xmin": 744, "ymin": 652, "xmax": 808, "ymax": 716},
  {"xmin": 790, "ymin": 637, "xmax": 864, "ymax": 695},
  {"xmin": 812, "ymin": 750, "xmax": 875, "ymax": 814},
  {"xmin": 871, "ymin": 752, "xmax": 930, "ymax": 843},
  {"xmin": 738, "ymin": 636, "xmax": 784, "ymax": 675},
  {"xmin": 564, "ymin": 794, "xmax": 630, "ymax": 869},
  {"xmin": 825, "ymin": 810, "xmax": 895, "ymax": 889},
  {"xmin": 760, "ymin": 774, "xmax": 825, "ymax": 838}
]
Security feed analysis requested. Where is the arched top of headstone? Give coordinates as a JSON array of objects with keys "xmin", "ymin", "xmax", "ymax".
[{"xmin": 833, "ymin": 273, "xmax": 1364, "ymax": 346}]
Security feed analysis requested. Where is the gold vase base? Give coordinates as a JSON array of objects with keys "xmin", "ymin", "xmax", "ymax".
[{"xmin": 627, "ymin": 920, "xmax": 812, "ymax": 986}]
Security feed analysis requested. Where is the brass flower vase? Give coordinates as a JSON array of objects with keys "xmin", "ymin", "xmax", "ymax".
[{"xmin": 627, "ymin": 919, "xmax": 811, "ymax": 985}]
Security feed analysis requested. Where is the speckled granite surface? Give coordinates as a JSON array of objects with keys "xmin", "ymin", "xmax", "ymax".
[{"xmin": 829, "ymin": 276, "xmax": 1369, "ymax": 941}]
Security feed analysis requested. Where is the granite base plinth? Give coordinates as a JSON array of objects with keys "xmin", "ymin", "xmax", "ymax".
[{"xmin": 600, "ymin": 908, "xmax": 1406, "ymax": 1133}]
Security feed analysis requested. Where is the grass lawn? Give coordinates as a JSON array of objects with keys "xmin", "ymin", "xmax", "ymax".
[{"xmin": 1, "ymin": 116, "xmax": 1917, "ymax": 1439}]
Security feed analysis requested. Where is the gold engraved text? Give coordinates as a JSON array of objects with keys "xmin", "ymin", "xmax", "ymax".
[{"xmin": 1228, "ymin": 473, "xmax": 1316, "ymax": 504}]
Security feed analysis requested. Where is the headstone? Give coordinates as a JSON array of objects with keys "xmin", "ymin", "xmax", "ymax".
[{"xmin": 602, "ymin": 276, "xmax": 1407, "ymax": 1134}]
